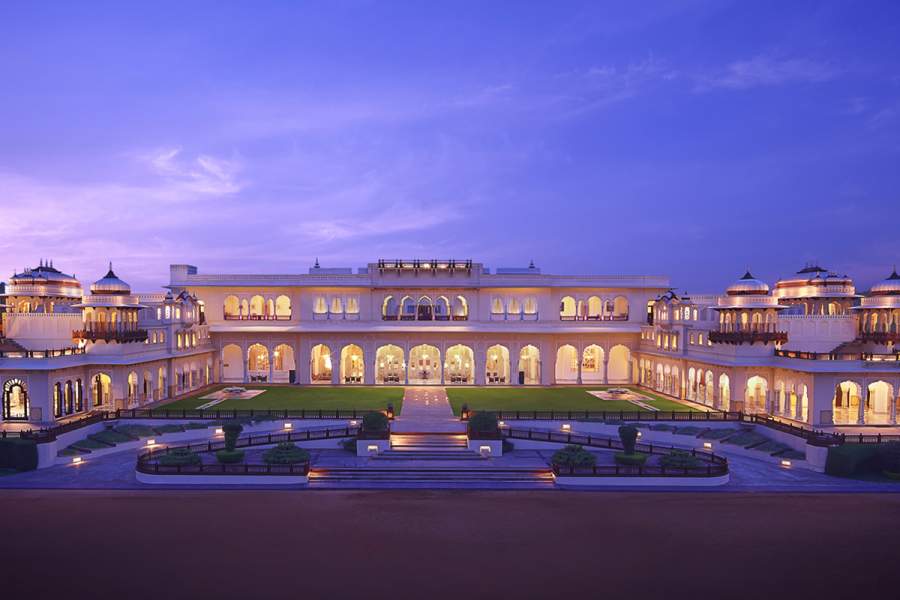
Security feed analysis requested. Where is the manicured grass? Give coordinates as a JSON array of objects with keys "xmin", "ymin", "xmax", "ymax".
[
  {"xmin": 721, "ymin": 430, "xmax": 770, "ymax": 448},
  {"xmin": 161, "ymin": 385, "xmax": 404, "ymax": 413},
  {"xmin": 71, "ymin": 438, "xmax": 109, "ymax": 451},
  {"xmin": 445, "ymin": 386, "xmax": 701, "ymax": 415},
  {"xmin": 114, "ymin": 425, "xmax": 158, "ymax": 438},
  {"xmin": 88, "ymin": 430, "xmax": 136, "ymax": 445}
]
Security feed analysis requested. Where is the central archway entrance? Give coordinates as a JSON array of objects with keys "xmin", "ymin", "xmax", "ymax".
[{"xmin": 408, "ymin": 344, "xmax": 441, "ymax": 385}]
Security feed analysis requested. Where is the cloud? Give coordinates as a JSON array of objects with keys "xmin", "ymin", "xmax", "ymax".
[
  {"xmin": 139, "ymin": 147, "xmax": 244, "ymax": 195},
  {"xmin": 695, "ymin": 55, "xmax": 837, "ymax": 92}
]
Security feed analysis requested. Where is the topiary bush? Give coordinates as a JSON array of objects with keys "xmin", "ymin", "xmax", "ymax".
[
  {"xmin": 215, "ymin": 449, "xmax": 245, "ymax": 464},
  {"xmin": 618, "ymin": 424, "xmax": 639, "ymax": 455},
  {"xmin": 222, "ymin": 423, "xmax": 243, "ymax": 451},
  {"xmin": 551, "ymin": 444, "xmax": 597, "ymax": 470},
  {"xmin": 158, "ymin": 447, "xmax": 201, "ymax": 466},
  {"xmin": 362, "ymin": 411, "xmax": 389, "ymax": 434},
  {"xmin": 341, "ymin": 437, "xmax": 358, "ymax": 453},
  {"xmin": 468, "ymin": 411, "xmax": 499, "ymax": 437},
  {"xmin": 877, "ymin": 442, "xmax": 900, "ymax": 476},
  {"xmin": 614, "ymin": 452, "xmax": 648, "ymax": 466},
  {"xmin": 659, "ymin": 450, "xmax": 703, "ymax": 469},
  {"xmin": 263, "ymin": 442, "xmax": 310, "ymax": 465},
  {"xmin": 0, "ymin": 438, "xmax": 38, "ymax": 472}
]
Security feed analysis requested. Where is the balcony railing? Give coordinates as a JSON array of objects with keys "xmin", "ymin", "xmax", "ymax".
[
  {"xmin": 709, "ymin": 329, "xmax": 787, "ymax": 345},
  {"xmin": 856, "ymin": 331, "xmax": 900, "ymax": 345},
  {"xmin": 223, "ymin": 314, "xmax": 291, "ymax": 321},
  {"xmin": 382, "ymin": 314, "xmax": 468, "ymax": 321},
  {"xmin": 775, "ymin": 349, "xmax": 900, "ymax": 363},
  {"xmin": 560, "ymin": 314, "xmax": 628, "ymax": 322},
  {"xmin": 73, "ymin": 323, "xmax": 148, "ymax": 343}
]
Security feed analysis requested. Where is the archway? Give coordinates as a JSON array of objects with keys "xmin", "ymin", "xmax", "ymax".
[
  {"xmin": 560, "ymin": 296, "xmax": 576, "ymax": 320},
  {"xmin": 247, "ymin": 344, "xmax": 269, "ymax": 381},
  {"xmin": 518, "ymin": 345, "xmax": 541, "ymax": 385},
  {"xmin": 687, "ymin": 368, "xmax": 696, "ymax": 401},
  {"xmin": 612, "ymin": 296, "xmax": 629, "ymax": 319},
  {"xmin": 143, "ymin": 370, "xmax": 152, "ymax": 403},
  {"xmin": 866, "ymin": 381, "xmax": 894, "ymax": 425},
  {"xmin": 555, "ymin": 345, "xmax": 578, "ymax": 383},
  {"xmin": 158, "ymin": 367, "xmax": 168, "ymax": 399},
  {"xmin": 608, "ymin": 345, "xmax": 631, "ymax": 383},
  {"xmin": 745, "ymin": 375, "xmax": 768, "ymax": 414},
  {"xmin": 833, "ymin": 380, "xmax": 862, "ymax": 425},
  {"xmin": 409, "ymin": 344, "xmax": 441, "ymax": 385},
  {"xmin": 249, "ymin": 295, "xmax": 264, "ymax": 318},
  {"xmin": 445, "ymin": 344, "xmax": 474, "ymax": 384},
  {"xmin": 341, "ymin": 344, "xmax": 365, "ymax": 384},
  {"xmin": 222, "ymin": 344, "xmax": 243, "ymax": 382},
  {"xmin": 273, "ymin": 344, "xmax": 296, "ymax": 383},
  {"xmin": 375, "ymin": 345, "xmax": 404, "ymax": 384},
  {"xmin": 127, "ymin": 372, "xmax": 138, "ymax": 405},
  {"xmin": 704, "ymin": 371, "xmax": 714, "ymax": 405},
  {"xmin": 275, "ymin": 295, "xmax": 291, "ymax": 319},
  {"xmin": 224, "ymin": 295, "xmax": 240, "ymax": 319},
  {"xmin": 485, "ymin": 345, "xmax": 510, "ymax": 384},
  {"xmin": 310, "ymin": 344, "xmax": 332, "ymax": 384},
  {"xmin": 719, "ymin": 374, "xmax": 731, "ymax": 411},
  {"xmin": 581, "ymin": 345, "xmax": 605, "ymax": 383},
  {"xmin": 3, "ymin": 379, "xmax": 28, "ymax": 420}
]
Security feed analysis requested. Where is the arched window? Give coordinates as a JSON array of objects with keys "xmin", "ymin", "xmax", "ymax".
[
  {"xmin": 330, "ymin": 296, "xmax": 343, "ymax": 314},
  {"xmin": 560, "ymin": 296, "xmax": 576, "ymax": 320},
  {"xmin": 401, "ymin": 296, "xmax": 416, "ymax": 320},
  {"xmin": 265, "ymin": 298, "xmax": 275, "ymax": 318},
  {"xmin": 523, "ymin": 297, "xmax": 537, "ymax": 317},
  {"xmin": 587, "ymin": 296, "xmax": 602, "ymax": 319},
  {"xmin": 508, "ymin": 298, "xmax": 522, "ymax": 318},
  {"xmin": 64, "ymin": 380, "xmax": 74, "ymax": 414},
  {"xmin": 224, "ymin": 295, "xmax": 240, "ymax": 319},
  {"xmin": 612, "ymin": 296, "xmax": 629, "ymax": 320},
  {"xmin": 313, "ymin": 296, "xmax": 327, "ymax": 315},
  {"xmin": 452, "ymin": 296, "xmax": 469, "ymax": 320},
  {"xmin": 74, "ymin": 379, "xmax": 83, "ymax": 412},
  {"xmin": 53, "ymin": 382, "xmax": 63, "ymax": 417},
  {"xmin": 345, "ymin": 296, "xmax": 359, "ymax": 315},
  {"xmin": 382, "ymin": 296, "xmax": 399, "ymax": 320},
  {"xmin": 249, "ymin": 295, "xmax": 265, "ymax": 318},
  {"xmin": 435, "ymin": 296, "xmax": 450, "ymax": 320},
  {"xmin": 3, "ymin": 379, "xmax": 29, "ymax": 420},
  {"xmin": 491, "ymin": 297, "xmax": 505, "ymax": 315},
  {"xmin": 417, "ymin": 296, "xmax": 433, "ymax": 320}
]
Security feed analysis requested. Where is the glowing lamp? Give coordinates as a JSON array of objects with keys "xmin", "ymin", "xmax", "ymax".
[
  {"xmin": 146, "ymin": 439, "xmax": 156, "ymax": 446},
  {"xmin": 637, "ymin": 431, "xmax": 643, "ymax": 438},
  {"xmin": 703, "ymin": 442, "xmax": 713, "ymax": 449},
  {"xmin": 367, "ymin": 445, "xmax": 378, "ymax": 454},
  {"xmin": 781, "ymin": 459, "xmax": 792, "ymax": 468},
  {"xmin": 215, "ymin": 428, "xmax": 224, "ymax": 435},
  {"xmin": 349, "ymin": 420, "xmax": 358, "ymax": 427},
  {"xmin": 561, "ymin": 423, "xmax": 571, "ymax": 432},
  {"xmin": 498, "ymin": 420, "xmax": 506, "ymax": 427},
  {"xmin": 284, "ymin": 422, "xmax": 293, "ymax": 430},
  {"xmin": 72, "ymin": 456, "xmax": 83, "ymax": 465},
  {"xmin": 479, "ymin": 445, "xmax": 492, "ymax": 456}
]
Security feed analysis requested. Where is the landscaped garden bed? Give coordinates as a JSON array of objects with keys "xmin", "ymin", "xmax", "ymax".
[
  {"xmin": 159, "ymin": 385, "xmax": 404, "ymax": 412},
  {"xmin": 448, "ymin": 386, "xmax": 703, "ymax": 415}
]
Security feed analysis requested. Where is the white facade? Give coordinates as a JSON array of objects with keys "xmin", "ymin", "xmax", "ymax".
[{"xmin": 3, "ymin": 259, "xmax": 900, "ymax": 430}]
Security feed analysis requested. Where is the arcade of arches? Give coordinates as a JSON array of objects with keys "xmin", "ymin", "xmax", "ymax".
[{"xmin": 218, "ymin": 342, "xmax": 632, "ymax": 386}]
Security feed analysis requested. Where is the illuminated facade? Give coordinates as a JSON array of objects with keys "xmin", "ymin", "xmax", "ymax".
[{"xmin": 2, "ymin": 258, "xmax": 899, "ymax": 430}]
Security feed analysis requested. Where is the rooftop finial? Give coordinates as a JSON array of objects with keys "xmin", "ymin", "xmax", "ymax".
[
  {"xmin": 314, "ymin": 258, "xmax": 320, "ymax": 269},
  {"xmin": 529, "ymin": 259, "xmax": 535, "ymax": 269}
]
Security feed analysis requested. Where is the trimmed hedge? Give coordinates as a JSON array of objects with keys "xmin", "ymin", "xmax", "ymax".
[
  {"xmin": 158, "ymin": 448, "xmax": 201, "ymax": 466},
  {"xmin": 614, "ymin": 452, "xmax": 648, "ymax": 466},
  {"xmin": 215, "ymin": 449, "xmax": 245, "ymax": 464},
  {"xmin": 468, "ymin": 411, "xmax": 499, "ymax": 436},
  {"xmin": 0, "ymin": 438, "xmax": 38, "ymax": 472},
  {"xmin": 658, "ymin": 450, "xmax": 703, "ymax": 469},
  {"xmin": 362, "ymin": 411, "xmax": 389, "ymax": 433},
  {"xmin": 552, "ymin": 445, "xmax": 597, "ymax": 469},
  {"xmin": 263, "ymin": 443, "xmax": 310, "ymax": 465},
  {"xmin": 825, "ymin": 444, "xmax": 879, "ymax": 477}
]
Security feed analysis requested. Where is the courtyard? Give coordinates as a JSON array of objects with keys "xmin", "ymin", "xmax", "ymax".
[{"xmin": 160, "ymin": 385, "xmax": 405, "ymax": 412}]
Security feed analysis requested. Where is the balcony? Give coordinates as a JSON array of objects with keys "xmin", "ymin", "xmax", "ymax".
[
  {"xmin": 560, "ymin": 314, "xmax": 628, "ymax": 322},
  {"xmin": 73, "ymin": 323, "xmax": 148, "ymax": 344},
  {"xmin": 856, "ymin": 331, "xmax": 900, "ymax": 345},
  {"xmin": 710, "ymin": 324, "xmax": 787, "ymax": 345},
  {"xmin": 223, "ymin": 315, "xmax": 291, "ymax": 321}
]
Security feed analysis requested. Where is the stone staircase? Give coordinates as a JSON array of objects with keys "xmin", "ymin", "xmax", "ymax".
[
  {"xmin": 308, "ymin": 466, "xmax": 555, "ymax": 488},
  {"xmin": 375, "ymin": 433, "xmax": 482, "ymax": 461}
]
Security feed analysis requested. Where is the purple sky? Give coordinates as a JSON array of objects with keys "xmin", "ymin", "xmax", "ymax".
[{"xmin": 2, "ymin": 1, "xmax": 899, "ymax": 293}]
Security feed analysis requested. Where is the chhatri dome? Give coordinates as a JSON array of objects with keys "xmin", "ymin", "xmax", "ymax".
[
  {"xmin": 90, "ymin": 263, "xmax": 132, "ymax": 295},
  {"xmin": 726, "ymin": 271, "xmax": 770, "ymax": 296},
  {"xmin": 869, "ymin": 268, "xmax": 900, "ymax": 296}
]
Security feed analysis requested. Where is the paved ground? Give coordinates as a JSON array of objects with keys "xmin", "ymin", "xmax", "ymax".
[
  {"xmin": 391, "ymin": 387, "xmax": 466, "ymax": 433},
  {"xmin": 3, "ymin": 490, "xmax": 899, "ymax": 599}
]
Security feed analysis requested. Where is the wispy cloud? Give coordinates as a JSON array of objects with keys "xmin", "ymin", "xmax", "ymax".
[
  {"xmin": 138, "ymin": 147, "xmax": 244, "ymax": 195},
  {"xmin": 695, "ymin": 55, "xmax": 838, "ymax": 92}
]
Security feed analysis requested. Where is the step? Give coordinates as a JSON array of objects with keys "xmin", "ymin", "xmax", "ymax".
[{"xmin": 310, "ymin": 467, "xmax": 553, "ymax": 482}]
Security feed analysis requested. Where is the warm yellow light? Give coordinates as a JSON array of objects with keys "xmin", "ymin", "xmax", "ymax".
[
  {"xmin": 498, "ymin": 420, "xmax": 505, "ymax": 427},
  {"xmin": 72, "ymin": 456, "xmax": 83, "ymax": 465},
  {"xmin": 703, "ymin": 442, "xmax": 713, "ymax": 449},
  {"xmin": 561, "ymin": 423, "xmax": 571, "ymax": 431},
  {"xmin": 349, "ymin": 419, "xmax": 358, "ymax": 426},
  {"xmin": 637, "ymin": 431, "xmax": 643, "ymax": 438},
  {"xmin": 479, "ymin": 445, "xmax": 492, "ymax": 456},
  {"xmin": 781, "ymin": 459, "xmax": 792, "ymax": 468},
  {"xmin": 367, "ymin": 444, "xmax": 378, "ymax": 453},
  {"xmin": 147, "ymin": 439, "xmax": 156, "ymax": 446},
  {"xmin": 284, "ymin": 422, "xmax": 293, "ymax": 430},
  {"xmin": 215, "ymin": 428, "xmax": 223, "ymax": 435}
]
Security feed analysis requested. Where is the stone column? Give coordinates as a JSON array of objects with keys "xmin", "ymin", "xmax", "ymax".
[
  {"xmin": 168, "ymin": 360, "xmax": 177, "ymax": 399},
  {"xmin": 891, "ymin": 391, "xmax": 898, "ymax": 425},
  {"xmin": 602, "ymin": 353, "xmax": 610, "ymax": 385},
  {"xmin": 242, "ymin": 344, "xmax": 249, "ymax": 383},
  {"xmin": 363, "ymin": 340, "xmax": 376, "ymax": 386},
  {"xmin": 474, "ymin": 342, "xmax": 486, "ymax": 386},
  {"xmin": 858, "ymin": 384, "xmax": 867, "ymax": 425},
  {"xmin": 268, "ymin": 346, "xmax": 275, "ymax": 383},
  {"xmin": 576, "ymin": 346, "xmax": 583, "ymax": 385},
  {"xmin": 331, "ymin": 344, "xmax": 342, "ymax": 385}
]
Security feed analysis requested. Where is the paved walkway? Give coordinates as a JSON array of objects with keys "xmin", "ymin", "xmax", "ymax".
[{"xmin": 391, "ymin": 387, "xmax": 466, "ymax": 434}]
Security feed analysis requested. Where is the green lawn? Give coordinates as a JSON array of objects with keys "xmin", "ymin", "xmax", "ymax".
[
  {"xmin": 445, "ymin": 386, "xmax": 700, "ymax": 415},
  {"xmin": 160, "ymin": 385, "xmax": 404, "ymax": 412}
]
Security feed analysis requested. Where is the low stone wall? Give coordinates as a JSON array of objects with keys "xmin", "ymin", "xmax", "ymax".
[
  {"xmin": 554, "ymin": 473, "xmax": 730, "ymax": 488},
  {"xmin": 135, "ymin": 471, "xmax": 308, "ymax": 485}
]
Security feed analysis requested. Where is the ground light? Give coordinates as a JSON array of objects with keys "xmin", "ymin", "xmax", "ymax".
[
  {"xmin": 703, "ymin": 442, "xmax": 713, "ymax": 449},
  {"xmin": 146, "ymin": 439, "xmax": 156, "ymax": 447},
  {"xmin": 781, "ymin": 459, "xmax": 792, "ymax": 468},
  {"xmin": 215, "ymin": 428, "xmax": 223, "ymax": 436},
  {"xmin": 561, "ymin": 423, "xmax": 571, "ymax": 431},
  {"xmin": 284, "ymin": 422, "xmax": 293, "ymax": 430},
  {"xmin": 479, "ymin": 445, "xmax": 492, "ymax": 456},
  {"xmin": 72, "ymin": 457, "xmax": 83, "ymax": 465}
]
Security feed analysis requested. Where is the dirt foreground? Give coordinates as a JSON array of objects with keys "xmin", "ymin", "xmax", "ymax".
[{"xmin": 4, "ymin": 490, "xmax": 899, "ymax": 599}]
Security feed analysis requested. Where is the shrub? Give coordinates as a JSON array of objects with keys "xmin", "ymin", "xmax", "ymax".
[
  {"xmin": 502, "ymin": 439, "xmax": 515, "ymax": 454},
  {"xmin": 614, "ymin": 452, "xmax": 648, "ymax": 466},
  {"xmin": 362, "ymin": 411, "xmax": 389, "ymax": 434},
  {"xmin": 215, "ymin": 449, "xmax": 245, "ymax": 464},
  {"xmin": 114, "ymin": 425, "xmax": 157, "ymax": 438},
  {"xmin": 877, "ymin": 442, "xmax": 900, "ymax": 475},
  {"xmin": 158, "ymin": 447, "xmax": 201, "ymax": 466},
  {"xmin": 222, "ymin": 423, "xmax": 243, "ymax": 451},
  {"xmin": 89, "ymin": 429, "xmax": 135, "ymax": 445},
  {"xmin": 468, "ymin": 411, "xmax": 499, "ymax": 436},
  {"xmin": 551, "ymin": 445, "xmax": 596, "ymax": 470},
  {"xmin": 659, "ymin": 450, "xmax": 703, "ymax": 469},
  {"xmin": 618, "ymin": 424, "xmax": 638, "ymax": 455},
  {"xmin": 263, "ymin": 442, "xmax": 310, "ymax": 465},
  {"xmin": 0, "ymin": 438, "xmax": 38, "ymax": 472},
  {"xmin": 153, "ymin": 424, "xmax": 186, "ymax": 434},
  {"xmin": 341, "ymin": 437, "xmax": 357, "ymax": 453},
  {"xmin": 185, "ymin": 422, "xmax": 212, "ymax": 430},
  {"xmin": 825, "ymin": 444, "xmax": 879, "ymax": 477}
]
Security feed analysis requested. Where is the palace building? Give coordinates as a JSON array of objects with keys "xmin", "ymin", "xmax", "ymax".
[{"xmin": 1, "ymin": 258, "xmax": 899, "ymax": 429}]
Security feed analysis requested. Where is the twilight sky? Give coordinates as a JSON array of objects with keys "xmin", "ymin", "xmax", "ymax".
[{"xmin": 2, "ymin": 1, "xmax": 899, "ymax": 293}]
